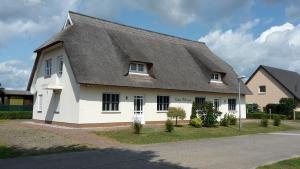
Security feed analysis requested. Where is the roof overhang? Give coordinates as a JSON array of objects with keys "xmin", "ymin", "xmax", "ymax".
[{"xmin": 44, "ymin": 84, "xmax": 63, "ymax": 91}]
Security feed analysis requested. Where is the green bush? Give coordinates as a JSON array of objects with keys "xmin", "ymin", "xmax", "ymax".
[
  {"xmin": 167, "ymin": 107, "xmax": 186, "ymax": 126},
  {"xmin": 273, "ymin": 114, "xmax": 281, "ymax": 126},
  {"xmin": 165, "ymin": 119, "xmax": 174, "ymax": 132},
  {"xmin": 228, "ymin": 114, "xmax": 237, "ymax": 125},
  {"xmin": 200, "ymin": 102, "xmax": 221, "ymax": 127},
  {"xmin": 246, "ymin": 112, "xmax": 267, "ymax": 119},
  {"xmin": 279, "ymin": 98, "xmax": 297, "ymax": 119},
  {"xmin": 296, "ymin": 111, "xmax": 300, "ymax": 120},
  {"xmin": 190, "ymin": 102, "xmax": 199, "ymax": 120},
  {"xmin": 271, "ymin": 114, "xmax": 287, "ymax": 120},
  {"xmin": 260, "ymin": 117, "xmax": 269, "ymax": 127},
  {"xmin": 190, "ymin": 117, "xmax": 202, "ymax": 128},
  {"xmin": 0, "ymin": 111, "xmax": 32, "ymax": 119},
  {"xmin": 133, "ymin": 122, "xmax": 143, "ymax": 134},
  {"xmin": 246, "ymin": 103, "xmax": 259, "ymax": 113},
  {"xmin": 220, "ymin": 114, "xmax": 229, "ymax": 127}
]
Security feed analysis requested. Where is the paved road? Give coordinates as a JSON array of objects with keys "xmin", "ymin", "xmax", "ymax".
[{"xmin": 1, "ymin": 131, "xmax": 300, "ymax": 169}]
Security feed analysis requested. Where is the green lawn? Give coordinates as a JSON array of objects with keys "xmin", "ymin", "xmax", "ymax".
[
  {"xmin": 95, "ymin": 122, "xmax": 297, "ymax": 144},
  {"xmin": 0, "ymin": 144, "xmax": 89, "ymax": 159},
  {"xmin": 257, "ymin": 157, "xmax": 300, "ymax": 169}
]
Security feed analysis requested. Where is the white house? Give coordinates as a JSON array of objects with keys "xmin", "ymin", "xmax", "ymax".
[{"xmin": 27, "ymin": 11, "xmax": 250, "ymax": 127}]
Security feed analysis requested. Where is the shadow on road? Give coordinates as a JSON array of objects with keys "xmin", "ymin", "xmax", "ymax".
[{"xmin": 0, "ymin": 146, "xmax": 194, "ymax": 169}]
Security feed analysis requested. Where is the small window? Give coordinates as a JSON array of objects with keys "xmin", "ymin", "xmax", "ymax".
[
  {"xmin": 102, "ymin": 94, "xmax": 119, "ymax": 111},
  {"xmin": 57, "ymin": 57, "xmax": 63, "ymax": 76},
  {"xmin": 195, "ymin": 97, "xmax": 205, "ymax": 106},
  {"xmin": 45, "ymin": 59, "xmax": 52, "ymax": 77},
  {"xmin": 213, "ymin": 98, "xmax": 220, "ymax": 111},
  {"xmin": 259, "ymin": 85, "xmax": 266, "ymax": 94},
  {"xmin": 211, "ymin": 73, "xmax": 221, "ymax": 82},
  {"xmin": 37, "ymin": 94, "xmax": 43, "ymax": 112},
  {"xmin": 228, "ymin": 98, "xmax": 236, "ymax": 111},
  {"xmin": 129, "ymin": 62, "xmax": 147, "ymax": 74},
  {"xmin": 157, "ymin": 96, "xmax": 169, "ymax": 111}
]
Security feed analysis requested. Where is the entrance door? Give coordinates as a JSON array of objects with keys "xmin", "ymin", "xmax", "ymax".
[{"xmin": 133, "ymin": 96, "xmax": 144, "ymax": 124}]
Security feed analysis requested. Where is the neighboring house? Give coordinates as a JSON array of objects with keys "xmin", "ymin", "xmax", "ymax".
[
  {"xmin": 27, "ymin": 11, "xmax": 250, "ymax": 126},
  {"xmin": 0, "ymin": 90, "xmax": 33, "ymax": 106},
  {"xmin": 246, "ymin": 65, "xmax": 300, "ymax": 111}
]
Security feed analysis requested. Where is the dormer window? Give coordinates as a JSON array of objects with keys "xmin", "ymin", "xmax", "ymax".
[
  {"xmin": 210, "ymin": 73, "xmax": 222, "ymax": 83},
  {"xmin": 129, "ymin": 62, "xmax": 148, "ymax": 74}
]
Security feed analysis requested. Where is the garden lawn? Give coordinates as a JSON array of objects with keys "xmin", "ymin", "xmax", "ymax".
[
  {"xmin": 95, "ymin": 122, "xmax": 297, "ymax": 144},
  {"xmin": 257, "ymin": 157, "xmax": 300, "ymax": 169}
]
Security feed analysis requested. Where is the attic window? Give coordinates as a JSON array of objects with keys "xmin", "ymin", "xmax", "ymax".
[
  {"xmin": 129, "ymin": 62, "xmax": 148, "ymax": 75},
  {"xmin": 210, "ymin": 73, "xmax": 222, "ymax": 83}
]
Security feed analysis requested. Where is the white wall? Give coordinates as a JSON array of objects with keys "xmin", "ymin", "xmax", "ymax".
[
  {"xmin": 78, "ymin": 85, "xmax": 246, "ymax": 124},
  {"xmin": 31, "ymin": 45, "xmax": 80, "ymax": 123}
]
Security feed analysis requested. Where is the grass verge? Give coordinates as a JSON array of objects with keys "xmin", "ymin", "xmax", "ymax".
[
  {"xmin": 95, "ymin": 122, "xmax": 297, "ymax": 144},
  {"xmin": 257, "ymin": 157, "xmax": 300, "ymax": 169},
  {"xmin": 0, "ymin": 144, "xmax": 89, "ymax": 159}
]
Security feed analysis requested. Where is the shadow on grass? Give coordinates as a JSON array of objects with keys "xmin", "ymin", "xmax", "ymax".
[{"xmin": 0, "ymin": 146, "xmax": 194, "ymax": 169}]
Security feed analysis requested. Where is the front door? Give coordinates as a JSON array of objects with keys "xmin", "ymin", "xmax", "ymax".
[{"xmin": 133, "ymin": 96, "xmax": 144, "ymax": 124}]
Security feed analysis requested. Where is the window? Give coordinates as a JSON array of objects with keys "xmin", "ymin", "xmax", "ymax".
[
  {"xmin": 195, "ymin": 97, "xmax": 205, "ymax": 106},
  {"xmin": 129, "ymin": 62, "xmax": 147, "ymax": 74},
  {"xmin": 211, "ymin": 73, "xmax": 221, "ymax": 82},
  {"xmin": 228, "ymin": 98, "xmax": 236, "ymax": 111},
  {"xmin": 259, "ymin": 85, "xmax": 266, "ymax": 94},
  {"xmin": 37, "ymin": 94, "xmax": 43, "ymax": 112},
  {"xmin": 102, "ymin": 94, "xmax": 119, "ymax": 111},
  {"xmin": 45, "ymin": 59, "xmax": 52, "ymax": 77},
  {"xmin": 157, "ymin": 96, "xmax": 169, "ymax": 111},
  {"xmin": 57, "ymin": 57, "xmax": 63, "ymax": 76},
  {"xmin": 213, "ymin": 98, "xmax": 220, "ymax": 111}
]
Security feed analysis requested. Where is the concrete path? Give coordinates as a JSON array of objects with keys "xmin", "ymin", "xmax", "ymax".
[{"xmin": 1, "ymin": 131, "xmax": 300, "ymax": 169}]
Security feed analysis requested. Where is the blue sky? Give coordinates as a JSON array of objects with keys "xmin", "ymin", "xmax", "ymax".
[{"xmin": 1, "ymin": 0, "xmax": 300, "ymax": 89}]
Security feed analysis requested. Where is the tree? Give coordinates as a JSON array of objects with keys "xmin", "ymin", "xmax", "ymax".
[
  {"xmin": 190, "ymin": 102, "xmax": 199, "ymax": 120},
  {"xmin": 167, "ymin": 107, "xmax": 186, "ymax": 126},
  {"xmin": 200, "ymin": 101, "xmax": 222, "ymax": 127},
  {"xmin": 279, "ymin": 98, "xmax": 297, "ymax": 119}
]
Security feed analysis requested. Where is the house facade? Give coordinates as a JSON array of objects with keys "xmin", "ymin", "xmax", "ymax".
[
  {"xmin": 27, "ymin": 11, "xmax": 250, "ymax": 126},
  {"xmin": 246, "ymin": 65, "xmax": 300, "ymax": 111}
]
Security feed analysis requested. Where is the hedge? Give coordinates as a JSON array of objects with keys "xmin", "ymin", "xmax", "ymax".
[
  {"xmin": 296, "ymin": 111, "xmax": 300, "ymax": 120},
  {"xmin": 246, "ymin": 112, "xmax": 287, "ymax": 120},
  {"xmin": 0, "ymin": 111, "xmax": 32, "ymax": 119}
]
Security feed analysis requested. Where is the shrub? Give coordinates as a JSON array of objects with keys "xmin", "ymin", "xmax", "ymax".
[
  {"xmin": 133, "ymin": 122, "xmax": 143, "ymax": 134},
  {"xmin": 260, "ymin": 117, "xmax": 269, "ymax": 127},
  {"xmin": 246, "ymin": 103, "xmax": 259, "ymax": 113},
  {"xmin": 200, "ymin": 102, "xmax": 221, "ymax": 127},
  {"xmin": 265, "ymin": 104, "xmax": 281, "ymax": 114},
  {"xmin": 279, "ymin": 98, "xmax": 298, "ymax": 119},
  {"xmin": 190, "ymin": 117, "xmax": 202, "ymax": 128},
  {"xmin": 296, "ymin": 111, "xmax": 300, "ymax": 120},
  {"xmin": 228, "ymin": 114, "xmax": 237, "ymax": 125},
  {"xmin": 190, "ymin": 102, "xmax": 199, "ymax": 120},
  {"xmin": 246, "ymin": 112, "xmax": 267, "ymax": 119},
  {"xmin": 167, "ymin": 107, "xmax": 186, "ymax": 126},
  {"xmin": 271, "ymin": 114, "xmax": 287, "ymax": 120},
  {"xmin": 165, "ymin": 119, "xmax": 174, "ymax": 132},
  {"xmin": 0, "ymin": 111, "xmax": 32, "ymax": 119},
  {"xmin": 220, "ymin": 114, "xmax": 229, "ymax": 127},
  {"xmin": 273, "ymin": 114, "xmax": 281, "ymax": 126}
]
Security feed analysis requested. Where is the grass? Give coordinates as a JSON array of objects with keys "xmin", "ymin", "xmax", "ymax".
[
  {"xmin": 0, "ymin": 144, "xmax": 89, "ymax": 159},
  {"xmin": 257, "ymin": 157, "xmax": 300, "ymax": 169},
  {"xmin": 95, "ymin": 122, "xmax": 297, "ymax": 144}
]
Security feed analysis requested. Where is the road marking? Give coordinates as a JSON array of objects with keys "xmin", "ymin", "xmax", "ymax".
[{"xmin": 270, "ymin": 133, "xmax": 300, "ymax": 136}]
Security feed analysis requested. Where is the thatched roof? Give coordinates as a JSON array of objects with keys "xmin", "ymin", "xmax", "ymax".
[{"xmin": 28, "ymin": 11, "xmax": 250, "ymax": 94}]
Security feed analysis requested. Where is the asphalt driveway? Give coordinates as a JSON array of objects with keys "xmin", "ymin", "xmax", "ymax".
[{"xmin": 1, "ymin": 130, "xmax": 300, "ymax": 169}]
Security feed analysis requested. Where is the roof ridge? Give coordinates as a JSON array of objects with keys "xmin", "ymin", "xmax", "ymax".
[
  {"xmin": 68, "ymin": 11, "xmax": 205, "ymax": 45},
  {"xmin": 261, "ymin": 65, "xmax": 300, "ymax": 75}
]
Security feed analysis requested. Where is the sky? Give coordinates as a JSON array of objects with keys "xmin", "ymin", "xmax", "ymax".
[{"xmin": 0, "ymin": 0, "xmax": 300, "ymax": 90}]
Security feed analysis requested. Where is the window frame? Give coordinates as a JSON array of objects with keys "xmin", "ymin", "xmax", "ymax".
[
  {"xmin": 57, "ymin": 56, "xmax": 63, "ymax": 76},
  {"xmin": 195, "ymin": 97, "xmax": 205, "ymax": 106},
  {"xmin": 129, "ymin": 62, "xmax": 148, "ymax": 75},
  {"xmin": 210, "ymin": 73, "xmax": 222, "ymax": 83},
  {"xmin": 228, "ymin": 98, "xmax": 236, "ymax": 111},
  {"xmin": 258, "ymin": 85, "xmax": 266, "ymax": 94},
  {"xmin": 157, "ymin": 95, "xmax": 170, "ymax": 112},
  {"xmin": 213, "ymin": 98, "xmax": 220, "ymax": 111},
  {"xmin": 37, "ymin": 94, "xmax": 43, "ymax": 112},
  {"xmin": 102, "ymin": 93, "xmax": 120, "ymax": 112},
  {"xmin": 45, "ymin": 59, "xmax": 52, "ymax": 77}
]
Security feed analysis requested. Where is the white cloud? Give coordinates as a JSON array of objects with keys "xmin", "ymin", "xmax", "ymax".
[
  {"xmin": 0, "ymin": 60, "xmax": 31, "ymax": 90},
  {"xmin": 199, "ymin": 21, "xmax": 300, "ymax": 77}
]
